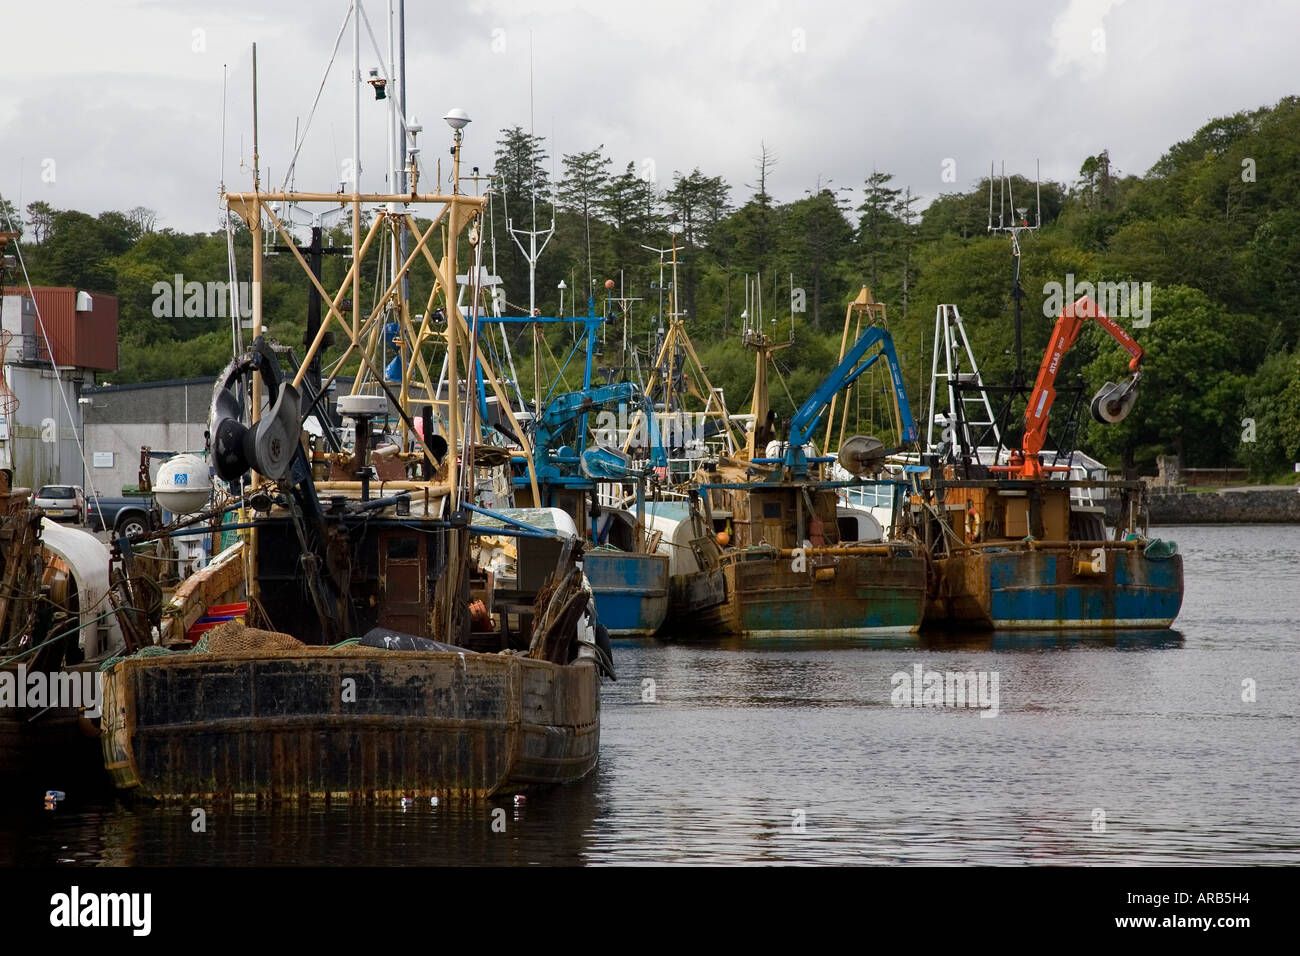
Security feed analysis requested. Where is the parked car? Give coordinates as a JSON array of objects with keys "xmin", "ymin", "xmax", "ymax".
[
  {"xmin": 34, "ymin": 485, "xmax": 86, "ymax": 523},
  {"xmin": 86, "ymin": 495, "xmax": 157, "ymax": 538}
]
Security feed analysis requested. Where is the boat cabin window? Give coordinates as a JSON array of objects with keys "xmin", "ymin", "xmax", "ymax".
[{"xmin": 387, "ymin": 536, "xmax": 419, "ymax": 560}]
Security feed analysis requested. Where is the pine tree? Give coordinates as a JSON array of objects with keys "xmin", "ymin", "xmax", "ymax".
[
  {"xmin": 558, "ymin": 146, "xmax": 612, "ymax": 291},
  {"xmin": 492, "ymin": 126, "xmax": 552, "ymax": 310},
  {"xmin": 857, "ymin": 169, "xmax": 901, "ymax": 288},
  {"xmin": 665, "ymin": 169, "xmax": 731, "ymax": 317}
]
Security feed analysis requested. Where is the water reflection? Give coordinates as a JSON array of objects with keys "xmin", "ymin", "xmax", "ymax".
[{"xmin": 619, "ymin": 628, "xmax": 1188, "ymax": 654}]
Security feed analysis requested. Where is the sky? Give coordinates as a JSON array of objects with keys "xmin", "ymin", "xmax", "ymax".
[{"xmin": 2, "ymin": 0, "xmax": 1297, "ymax": 236}]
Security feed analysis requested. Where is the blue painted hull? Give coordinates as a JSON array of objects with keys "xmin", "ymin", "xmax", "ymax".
[
  {"xmin": 926, "ymin": 544, "xmax": 1183, "ymax": 630},
  {"xmin": 584, "ymin": 551, "xmax": 670, "ymax": 637}
]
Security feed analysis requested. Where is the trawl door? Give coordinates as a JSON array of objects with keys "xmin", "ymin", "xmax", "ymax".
[{"xmin": 378, "ymin": 531, "xmax": 428, "ymax": 636}]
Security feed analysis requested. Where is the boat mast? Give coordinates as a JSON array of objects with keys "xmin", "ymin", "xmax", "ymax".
[
  {"xmin": 742, "ymin": 271, "xmax": 792, "ymax": 459},
  {"xmin": 248, "ymin": 41, "xmax": 264, "ymax": 602}
]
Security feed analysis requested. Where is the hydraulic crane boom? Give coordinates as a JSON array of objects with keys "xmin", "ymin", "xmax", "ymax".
[
  {"xmin": 1007, "ymin": 294, "xmax": 1143, "ymax": 479},
  {"xmin": 532, "ymin": 383, "xmax": 667, "ymax": 482},
  {"xmin": 782, "ymin": 326, "xmax": 917, "ymax": 478}
]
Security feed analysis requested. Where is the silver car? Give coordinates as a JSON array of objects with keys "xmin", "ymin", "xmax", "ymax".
[{"xmin": 35, "ymin": 484, "xmax": 86, "ymax": 523}]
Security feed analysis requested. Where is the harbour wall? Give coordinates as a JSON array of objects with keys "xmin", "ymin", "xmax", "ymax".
[{"xmin": 1106, "ymin": 487, "xmax": 1300, "ymax": 524}]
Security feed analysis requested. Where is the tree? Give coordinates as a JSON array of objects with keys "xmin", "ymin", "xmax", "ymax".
[
  {"xmin": 492, "ymin": 127, "xmax": 552, "ymax": 310},
  {"xmin": 25, "ymin": 201, "xmax": 53, "ymax": 243},
  {"xmin": 1076, "ymin": 150, "xmax": 1116, "ymax": 210},
  {"xmin": 28, "ymin": 210, "xmax": 118, "ymax": 291},
  {"xmin": 0, "ymin": 195, "xmax": 21, "ymax": 237},
  {"xmin": 742, "ymin": 142, "xmax": 777, "ymax": 276},
  {"xmin": 558, "ymin": 146, "xmax": 612, "ymax": 288},
  {"xmin": 1238, "ymin": 347, "xmax": 1300, "ymax": 477},
  {"xmin": 96, "ymin": 211, "xmax": 138, "ymax": 254},
  {"xmin": 1080, "ymin": 285, "xmax": 1264, "ymax": 469},
  {"xmin": 780, "ymin": 189, "xmax": 852, "ymax": 328},
  {"xmin": 557, "ymin": 147, "xmax": 611, "ymax": 220},
  {"xmin": 602, "ymin": 162, "xmax": 661, "ymax": 268},
  {"xmin": 857, "ymin": 170, "xmax": 901, "ymax": 288},
  {"xmin": 664, "ymin": 169, "xmax": 730, "ymax": 317},
  {"xmin": 126, "ymin": 206, "xmax": 159, "ymax": 237},
  {"xmin": 494, "ymin": 126, "xmax": 550, "ymax": 212},
  {"xmin": 894, "ymin": 186, "xmax": 920, "ymax": 315}
]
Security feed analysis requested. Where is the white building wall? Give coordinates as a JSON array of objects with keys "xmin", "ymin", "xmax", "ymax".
[
  {"xmin": 82, "ymin": 380, "xmax": 213, "ymax": 496},
  {"xmin": 0, "ymin": 364, "xmax": 86, "ymax": 493},
  {"xmin": 83, "ymin": 422, "xmax": 207, "ymax": 497}
]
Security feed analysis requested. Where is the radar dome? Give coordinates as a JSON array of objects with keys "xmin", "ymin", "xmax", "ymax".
[{"xmin": 154, "ymin": 454, "xmax": 213, "ymax": 514}]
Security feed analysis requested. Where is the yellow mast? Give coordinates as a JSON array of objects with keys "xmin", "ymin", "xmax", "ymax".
[
  {"xmin": 742, "ymin": 276, "xmax": 792, "ymax": 460},
  {"xmin": 823, "ymin": 286, "xmax": 888, "ymax": 455},
  {"xmin": 620, "ymin": 242, "xmax": 743, "ymax": 464}
]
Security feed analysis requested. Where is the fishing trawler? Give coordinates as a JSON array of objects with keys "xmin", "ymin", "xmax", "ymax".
[
  {"xmin": 674, "ymin": 288, "xmax": 928, "ymax": 638},
  {"xmin": 917, "ymin": 298, "xmax": 1183, "ymax": 629},
  {"xmin": 914, "ymin": 170, "xmax": 1183, "ymax": 630},
  {"xmin": 469, "ymin": 300, "xmax": 671, "ymax": 639},
  {"xmin": 0, "ymin": 482, "xmax": 127, "ymax": 794},
  {"xmin": 98, "ymin": 18, "xmax": 605, "ymax": 803}
]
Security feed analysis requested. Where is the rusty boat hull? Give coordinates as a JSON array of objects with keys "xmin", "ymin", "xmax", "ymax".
[
  {"xmin": 677, "ymin": 546, "xmax": 928, "ymax": 639},
  {"xmin": 924, "ymin": 542, "xmax": 1184, "ymax": 630},
  {"xmin": 584, "ymin": 550, "xmax": 669, "ymax": 638},
  {"xmin": 101, "ymin": 648, "xmax": 599, "ymax": 803}
]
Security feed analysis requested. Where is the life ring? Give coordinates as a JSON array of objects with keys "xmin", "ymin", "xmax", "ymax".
[{"xmin": 964, "ymin": 510, "xmax": 982, "ymax": 543}]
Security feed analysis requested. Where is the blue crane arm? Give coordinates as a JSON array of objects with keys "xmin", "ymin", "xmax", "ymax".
[
  {"xmin": 534, "ymin": 383, "xmax": 667, "ymax": 475},
  {"xmin": 784, "ymin": 326, "xmax": 917, "ymax": 476}
]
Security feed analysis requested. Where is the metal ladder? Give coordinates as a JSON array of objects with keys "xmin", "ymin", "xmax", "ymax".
[{"xmin": 927, "ymin": 304, "xmax": 1001, "ymax": 459}]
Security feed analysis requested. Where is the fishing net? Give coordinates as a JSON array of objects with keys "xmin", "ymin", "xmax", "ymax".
[
  {"xmin": 203, "ymin": 620, "xmax": 303, "ymax": 653},
  {"xmin": 100, "ymin": 622, "xmax": 301, "ymax": 669}
]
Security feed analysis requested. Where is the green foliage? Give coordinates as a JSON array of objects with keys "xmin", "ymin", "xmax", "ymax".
[
  {"xmin": 1079, "ymin": 286, "xmax": 1261, "ymax": 469},
  {"xmin": 1238, "ymin": 348, "xmax": 1300, "ymax": 478}
]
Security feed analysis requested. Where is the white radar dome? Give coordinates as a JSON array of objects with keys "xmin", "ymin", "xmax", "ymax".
[{"xmin": 154, "ymin": 453, "xmax": 213, "ymax": 514}]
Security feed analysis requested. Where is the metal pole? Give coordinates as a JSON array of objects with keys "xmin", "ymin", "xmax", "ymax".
[
  {"xmin": 397, "ymin": 0, "xmax": 409, "ymax": 303},
  {"xmin": 249, "ymin": 40, "xmax": 263, "ymax": 605},
  {"xmin": 351, "ymin": 1, "xmax": 361, "ymax": 345},
  {"xmin": 353, "ymin": 1, "xmax": 361, "ymax": 196},
  {"xmin": 387, "ymin": 0, "xmax": 398, "ymax": 287}
]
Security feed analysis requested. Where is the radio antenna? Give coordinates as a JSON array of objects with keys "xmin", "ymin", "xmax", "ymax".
[{"xmin": 987, "ymin": 159, "xmax": 1043, "ymax": 385}]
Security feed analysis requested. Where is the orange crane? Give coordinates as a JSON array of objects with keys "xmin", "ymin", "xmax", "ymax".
[{"xmin": 998, "ymin": 294, "xmax": 1143, "ymax": 479}]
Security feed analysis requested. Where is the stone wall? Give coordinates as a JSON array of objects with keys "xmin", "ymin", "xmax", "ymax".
[{"xmin": 1107, "ymin": 487, "xmax": 1300, "ymax": 524}]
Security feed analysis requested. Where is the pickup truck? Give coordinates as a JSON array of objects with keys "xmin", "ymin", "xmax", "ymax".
[{"xmin": 86, "ymin": 495, "xmax": 158, "ymax": 538}]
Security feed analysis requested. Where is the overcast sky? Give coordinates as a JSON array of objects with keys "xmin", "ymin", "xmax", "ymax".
[{"xmin": 2, "ymin": 0, "xmax": 1296, "ymax": 236}]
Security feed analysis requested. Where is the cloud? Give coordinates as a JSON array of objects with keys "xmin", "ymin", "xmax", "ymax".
[
  {"xmin": 1048, "ymin": 0, "xmax": 1126, "ymax": 79},
  {"xmin": 0, "ymin": 0, "xmax": 1294, "ymax": 234}
]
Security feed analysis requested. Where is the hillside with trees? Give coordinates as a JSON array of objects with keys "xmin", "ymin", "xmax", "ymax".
[{"xmin": 3, "ymin": 95, "xmax": 1298, "ymax": 478}]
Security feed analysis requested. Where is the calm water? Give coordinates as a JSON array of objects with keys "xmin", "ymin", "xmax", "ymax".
[{"xmin": 3, "ymin": 524, "xmax": 1297, "ymax": 865}]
